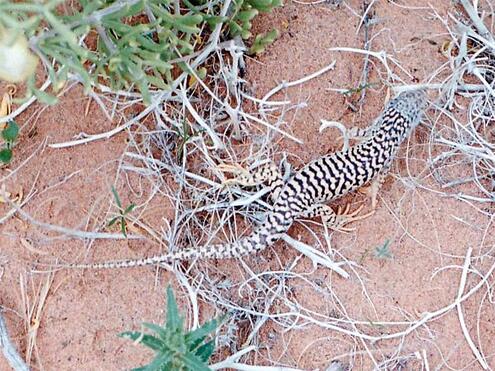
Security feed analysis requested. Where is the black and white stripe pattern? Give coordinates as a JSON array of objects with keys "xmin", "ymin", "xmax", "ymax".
[{"xmin": 71, "ymin": 89, "xmax": 428, "ymax": 269}]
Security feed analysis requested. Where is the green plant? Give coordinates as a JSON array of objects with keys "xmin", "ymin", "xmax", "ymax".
[
  {"xmin": 174, "ymin": 120, "xmax": 204, "ymax": 163},
  {"xmin": 342, "ymin": 82, "xmax": 377, "ymax": 97},
  {"xmin": 108, "ymin": 186, "xmax": 135, "ymax": 237},
  {"xmin": 0, "ymin": 120, "xmax": 19, "ymax": 164},
  {"xmin": 249, "ymin": 28, "xmax": 279, "ymax": 54},
  {"xmin": 0, "ymin": 0, "xmax": 282, "ymax": 104},
  {"xmin": 226, "ymin": 0, "xmax": 282, "ymax": 40},
  {"xmin": 374, "ymin": 239, "xmax": 392, "ymax": 260},
  {"xmin": 120, "ymin": 286, "xmax": 222, "ymax": 371}
]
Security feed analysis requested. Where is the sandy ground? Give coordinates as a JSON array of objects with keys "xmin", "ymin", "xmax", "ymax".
[{"xmin": 1, "ymin": 1, "xmax": 494, "ymax": 370}]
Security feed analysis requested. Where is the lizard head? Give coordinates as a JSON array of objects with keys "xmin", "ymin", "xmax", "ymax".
[{"xmin": 389, "ymin": 89, "xmax": 429, "ymax": 127}]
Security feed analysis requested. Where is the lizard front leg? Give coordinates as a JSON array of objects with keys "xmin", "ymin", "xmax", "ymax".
[
  {"xmin": 360, "ymin": 158, "xmax": 393, "ymax": 210},
  {"xmin": 217, "ymin": 162, "xmax": 285, "ymax": 202}
]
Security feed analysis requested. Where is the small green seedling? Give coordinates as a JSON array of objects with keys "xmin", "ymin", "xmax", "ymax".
[
  {"xmin": 108, "ymin": 186, "xmax": 135, "ymax": 237},
  {"xmin": 175, "ymin": 121, "xmax": 194, "ymax": 163},
  {"xmin": 374, "ymin": 239, "xmax": 393, "ymax": 260},
  {"xmin": 0, "ymin": 120, "xmax": 19, "ymax": 164},
  {"xmin": 342, "ymin": 82, "xmax": 377, "ymax": 97},
  {"xmin": 120, "ymin": 286, "xmax": 222, "ymax": 371}
]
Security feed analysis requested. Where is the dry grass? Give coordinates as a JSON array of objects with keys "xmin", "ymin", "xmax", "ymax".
[{"xmin": 1, "ymin": 0, "xmax": 494, "ymax": 370}]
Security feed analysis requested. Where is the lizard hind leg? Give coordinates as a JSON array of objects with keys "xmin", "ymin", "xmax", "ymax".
[{"xmin": 300, "ymin": 203, "xmax": 374, "ymax": 233}]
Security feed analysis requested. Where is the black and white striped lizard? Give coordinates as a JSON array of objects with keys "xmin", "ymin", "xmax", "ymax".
[{"xmin": 70, "ymin": 89, "xmax": 428, "ymax": 269}]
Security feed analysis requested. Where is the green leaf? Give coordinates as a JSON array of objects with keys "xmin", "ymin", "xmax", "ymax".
[
  {"xmin": 107, "ymin": 216, "xmax": 119, "ymax": 227},
  {"xmin": 138, "ymin": 351, "xmax": 173, "ymax": 371},
  {"xmin": 177, "ymin": 14, "xmax": 203, "ymax": 27},
  {"xmin": 134, "ymin": 34, "xmax": 161, "ymax": 52},
  {"xmin": 101, "ymin": 0, "xmax": 144, "ymax": 21},
  {"xmin": 101, "ymin": 19, "xmax": 133, "ymax": 35},
  {"xmin": 43, "ymin": 44, "xmax": 93, "ymax": 85},
  {"xmin": 228, "ymin": 21, "xmax": 243, "ymax": 36},
  {"xmin": 32, "ymin": 88, "xmax": 58, "ymax": 105},
  {"xmin": 249, "ymin": 28, "xmax": 279, "ymax": 54},
  {"xmin": 43, "ymin": 10, "xmax": 79, "ymax": 49},
  {"xmin": 119, "ymin": 331, "xmax": 141, "ymax": 341},
  {"xmin": 181, "ymin": 352, "xmax": 211, "ymax": 371},
  {"xmin": 120, "ymin": 218, "xmax": 128, "ymax": 237},
  {"xmin": 2, "ymin": 120, "xmax": 19, "ymax": 142},
  {"xmin": 237, "ymin": 9, "xmax": 258, "ymax": 23},
  {"xmin": 142, "ymin": 322, "xmax": 169, "ymax": 341},
  {"xmin": 171, "ymin": 21, "xmax": 200, "ymax": 34},
  {"xmin": 146, "ymin": 75, "xmax": 170, "ymax": 90},
  {"xmin": 124, "ymin": 203, "xmax": 136, "ymax": 214},
  {"xmin": 248, "ymin": 0, "xmax": 273, "ymax": 10},
  {"xmin": 166, "ymin": 286, "xmax": 183, "ymax": 331},
  {"xmin": 137, "ymin": 78, "xmax": 151, "ymax": 106},
  {"xmin": 0, "ymin": 148, "xmax": 12, "ymax": 163},
  {"xmin": 111, "ymin": 186, "xmax": 123, "ymax": 209},
  {"xmin": 195, "ymin": 340, "xmax": 215, "ymax": 362},
  {"xmin": 119, "ymin": 332, "xmax": 164, "ymax": 352},
  {"xmin": 196, "ymin": 67, "xmax": 207, "ymax": 80},
  {"xmin": 203, "ymin": 15, "xmax": 228, "ymax": 28},
  {"xmin": 176, "ymin": 38, "xmax": 195, "ymax": 54},
  {"xmin": 185, "ymin": 318, "xmax": 220, "ymax": 346},
  {"xmin": 241, "ymin": 29, "xmax": 252, "ymax": 39}
]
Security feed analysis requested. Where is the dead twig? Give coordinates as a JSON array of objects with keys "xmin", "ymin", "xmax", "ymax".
[{"xmin": 0, "ymin": 310, "xmax": 29, "ymax": 371}]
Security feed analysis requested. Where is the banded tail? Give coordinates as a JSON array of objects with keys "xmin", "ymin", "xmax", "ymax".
[{"xmin": 69, "ymin": 210, "xmax": 293, "ymax": 269}]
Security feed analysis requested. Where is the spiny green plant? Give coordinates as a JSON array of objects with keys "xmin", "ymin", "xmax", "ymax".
[
  {"xmin": 0, "ymin": 0, "xmax": 282, "ymax": 105},
  {"xmin": 0, "ymin": 120, "xmax": 19, "ymax": 164},
  {"xmin": 108, "ymin": 186, "xmax": 135, "ymax": 237},
  {"xmin": 120, "ymin": 286, "xmax": 223, "ymax": 371}
]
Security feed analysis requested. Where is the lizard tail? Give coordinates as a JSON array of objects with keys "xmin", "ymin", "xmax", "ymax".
[{"xmin": 68, "ymin": 212, "xmax": 291, "ymax": 269}]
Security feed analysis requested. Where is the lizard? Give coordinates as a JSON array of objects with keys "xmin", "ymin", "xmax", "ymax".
[{"xmin": 69, "ymin": 89, "xmax": 428, "ymax": 269}]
